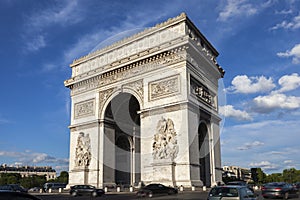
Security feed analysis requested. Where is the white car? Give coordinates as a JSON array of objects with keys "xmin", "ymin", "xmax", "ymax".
[{"xmin": 208, "ymin": 185, "xmax": 257, "ymax": 200}]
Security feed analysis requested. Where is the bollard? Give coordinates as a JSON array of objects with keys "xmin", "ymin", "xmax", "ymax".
[
  {"xmin": 49, "ymin": 188, "xmax": 52, "ymax": 193},
  {"xmin": 117, "ymin": 186, "xmax": 121, "ymax": 192},
  {"xmin": 59, "ymin": 188, "xmax": 62, "ymax": 193},
  {"xmin": 203, "ymin": 186, "xmax": 206, "ymax": 191},
  {"xmin": 180, "ymin": 185, "xmax": 183, "ymax": 191},
  {"xmin": 104, "ymin": 187, "xmax": 108, "ymax": 193},
  {"xmin": 192, "ymin": 186, "xmax": 195, "ymax": 191},
  {"xmin": 39, "ymin": 189, "xmax": 43, "ymax": 193},
  {"xmin": 130, "ymin": 186, "xmax": 133, "ymax": 192}
]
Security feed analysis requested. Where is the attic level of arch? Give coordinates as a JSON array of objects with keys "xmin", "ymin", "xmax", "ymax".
[{"xmin": 65, "ymin": 49, "xmax": 224, "ymax": 97}]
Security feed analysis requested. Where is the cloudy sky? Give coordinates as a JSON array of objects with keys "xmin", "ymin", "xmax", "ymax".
[{"xmin": 0, "ymin": 0, "xmax": 299, "ymax": 175}]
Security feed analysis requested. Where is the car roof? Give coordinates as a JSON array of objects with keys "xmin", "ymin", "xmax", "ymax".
[{"xmin": 213, "ymin": 185, "xmax": 247, "ymax": 189}]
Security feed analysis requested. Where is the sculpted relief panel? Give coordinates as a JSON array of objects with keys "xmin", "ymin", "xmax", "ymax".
[
  {"xmin": 149, "ymin": 75, "xmax": 180, "ymax": 101},
  {"xmin": 74, "ymin": 99, "xmax": 95, "ymax": 119},
  {"xmin": 75, "ymin": 132, "xmax": 92, "ymax": 168},
  {"xmin": 152, "ymin": 117, "xmax": 179, "ymax": 160}
]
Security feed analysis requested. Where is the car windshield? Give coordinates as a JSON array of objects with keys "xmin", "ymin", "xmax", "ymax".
[{"xmin": 209, "ymin": 187, "xmax": 239, "ymax": 197}]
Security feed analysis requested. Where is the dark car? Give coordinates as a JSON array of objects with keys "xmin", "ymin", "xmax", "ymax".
[
  {"xmin": 293, "ymin": 182, "xmax": 300, "ymax": 190},
  {"xmin": 70, "ymin": 185, "xmax": 105, "ymax": 197},
  {"xmin": 0, "ymin": 191, "xmax": 41, "ymax": 200},
  {"xmin": 0, "ymin": 184, "xmax": 28, "ymax": 193},
  {"xmin": 261, "ymin": 182, "xmax": 299, "ymax": 199},
  {"xmin": 136, "ymin": 183, "xmax": 178, "ymax": 198},
  {"xmin": 208, "ymin": 185, "xmax": 257, "ymax": 200}
]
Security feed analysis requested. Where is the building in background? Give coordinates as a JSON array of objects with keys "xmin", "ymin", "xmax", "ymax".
[
  {"xmin": 223, "ymin": 166, "xmax": 252, "ymax": 182},
  {"xmin": 0, "ymin": 164, "xmax": 56, "ymax": 181}
]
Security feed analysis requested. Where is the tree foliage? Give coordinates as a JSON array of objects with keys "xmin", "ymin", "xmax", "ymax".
[{"xmin": 0, "ymin": 171, "xmax": 69, "ymax": 188}]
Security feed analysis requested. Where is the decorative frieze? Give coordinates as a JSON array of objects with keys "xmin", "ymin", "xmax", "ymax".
[
  {"xmin": 152, "ymin": 117, "xmax": 179, "ymax": 160},
  {"xmin": 70, "ymin": 49, "xmax": 186, "ymax": 96},
  {"xmin": 149, "ymin": 75, "xmax": 180, "ymax": 101},
  {"xmin": 74, "ymin": 99, "xmax": 95, "ymax": 119}
]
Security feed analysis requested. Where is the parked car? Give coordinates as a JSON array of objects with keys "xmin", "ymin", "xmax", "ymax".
[
  {"xmin": 136, "ymin": 183, "xmax": 178, "ymax": 198},
  {"xmin": 208, "ymin": 185, "xmax": 257, "ymax": 200},
  {"xmin": 0, "ymin": 191, "xmax": 41, "ymax": 200},
  {"xmin": 0, "ymin": 184, "xmax": 27, "ymax": 193},
  {"xmin": 70, "ymin": 185, "xmax": 105, "ymax": 197},
  {"xmin": 261, "ymin": 182, "xmax": 299, "ymax": 199}
]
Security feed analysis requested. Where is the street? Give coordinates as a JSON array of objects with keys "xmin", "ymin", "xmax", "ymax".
[{"xmin": 32, "ymin": 191, "xmax": 287, "ymax": 200}]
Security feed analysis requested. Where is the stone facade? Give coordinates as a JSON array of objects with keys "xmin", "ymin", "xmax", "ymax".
[
  {"xmin": 65, "ymin": 13, "xmax": 224, "ymax": 188},
  {"xmin": 0, "ymin": 164, "xmax": 56, "ymax": 181}
]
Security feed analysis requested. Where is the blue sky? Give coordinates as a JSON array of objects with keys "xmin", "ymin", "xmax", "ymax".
[{"xmin": 0, "ymin": 0, "xmax": 299, "ymax": 175}]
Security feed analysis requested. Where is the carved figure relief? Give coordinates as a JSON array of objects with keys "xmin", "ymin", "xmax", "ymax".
[
  {"xmin": 74, "ymin": 99, "xmax": 95, "ymax": 119},
  {"xmin": 149, "ymin": 75, "xmax": 180, "ymax": 101},
  {"xmin": 152, "ymin": 117, "xmax": 179, "ymax": 160},
  {"xmin": 75, "ymin": 132, "xmax": 92, "ymax": 168}
]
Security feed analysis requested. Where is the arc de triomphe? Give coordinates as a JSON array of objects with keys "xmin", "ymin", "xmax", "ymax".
[{"xmin": 64, "ymin": 13, "xmax": 225, "ymax": 188}]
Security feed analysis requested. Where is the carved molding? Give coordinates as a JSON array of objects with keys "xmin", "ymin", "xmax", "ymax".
[
  {"xmin": 152, "ymin": 117, "xmax": 179, "ymax": 160},
  {"xmin": 70, "ymin": 49, "xmax": 186, "ymax": 96},
  {"xmin": 124, "ymin": 79, "xmax": 144, "ymax": 105},
  {"xmin": 74, "ymin": 99, "xmax": 95, "ymax": 119},
  {"xmin": 149, "ymin": 75, "xmax": 180, "ymax": 101},
  {"xmin": 99, "ymin": 88, "xmax": 116, "ymax": 116},
  {"xmin": 75, "ymin": 132, "xmax": 92, "ymax": 168}
]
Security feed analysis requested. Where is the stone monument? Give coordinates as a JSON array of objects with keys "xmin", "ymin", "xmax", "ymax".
[{"xmin": 65, "ymin": 13, "xmax": 225, "ymax": 188}]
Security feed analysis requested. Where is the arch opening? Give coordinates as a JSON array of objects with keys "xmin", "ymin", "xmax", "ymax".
[
  {"xmin": 103, "ymin": 92, "xmax": 141, "ymax": 187},
  {"xmin": 198, "ymin": 122, "xmax": 211, "ymax": 187}
]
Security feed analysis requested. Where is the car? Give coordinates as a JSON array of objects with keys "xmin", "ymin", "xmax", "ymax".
[
  {"xmin": 208, "ymin": 185, "xmax": 257, "ymax": 200},
  {"xmin": 28, "ymin": 187, "xmax": 41, "ymax": 192},
  {"xmin": 293, "ymin": 182, "xmax": 300, "ymax": 190},
  {"xmin": 136, "ymin": 183, "xmax": 178, "ymax": 198},
  {"xmin": 70, "ymin": 185, "xmax": 105, "ymax": 197},
  {"xmin": 0, "ymin": 191, "xmax": 41, "ymax": 200},
  {"xmin": 261, "ymin": 182, "xmax": 299, "ymax": 199},
  {"xmin": 0, "ymin": 184, "xmax": 28, "ymax": 193},
  {"xmin": 43, "ymin": 182, "xmax": 66, "ymax": 192},
  {"xmin": 227, "ymin": 181, "xmax": 254, "ymax": 192}
]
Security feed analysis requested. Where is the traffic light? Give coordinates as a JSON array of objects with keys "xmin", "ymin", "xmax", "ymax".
[{"xmin": 251, "ymin": 168, "xmax": 258, "ymax": 183}]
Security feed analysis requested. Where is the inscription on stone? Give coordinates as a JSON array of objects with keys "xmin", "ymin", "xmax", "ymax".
[
  {"xmin": 74, "ymin": 99, "xmax": 95, "ymax": 119},
  {"xmin": 149, "ymin": 75, "xmax": 180, "ymax": 101}
]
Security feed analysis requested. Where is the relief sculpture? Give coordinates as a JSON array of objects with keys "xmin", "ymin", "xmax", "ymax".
[
  {"xmin": 75, "ymin": 132, "xmax": 92, "ymax": 168},
  {"xmin": 152, "ymin": 117, "xmax": 179, "ymax": 160}
]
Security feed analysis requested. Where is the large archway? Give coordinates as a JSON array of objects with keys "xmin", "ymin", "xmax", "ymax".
[
  {"xmin": 198, "ymin": 122, "xmax": 211, "ymax": 187},
  {"xmin": 104, "ymin": 92, "xmax": 141, "ymax": 187}
]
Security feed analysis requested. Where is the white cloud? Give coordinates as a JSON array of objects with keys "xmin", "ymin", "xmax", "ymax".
[
  {"xmin": 271, "ymin": 13, "xmax": 300, "ymax": 30},
  {"xmin": 277, "ymin": 73, "xmax": 300, "ymax": 92},
  {"xmin": 217, "ymin": 0, "xmax": 257, "ymax": 22},
  {"xmin": 249, "ymin": 161, "xmax": 278, "ymax": 170},
  {"xmin": 252, "ymin": 93, "xmax": 300, "ymax": 113},
  {"xmin": 23, "ymin": 0, "xmax": 83, "ymax": 52},
  {"xmin": 237, "ymin": 141, "xmax": 264, "ymax": 150},
  {"xmin": 277, "ymin": 43, "xmax": 300, "ymax": 64},
  {"xmin": 219, "ymin": 105, "xmax": 252, "ymax": 121},
  {"xmin": 227, "ymin": 75, "xmax": 275, "ymax": 94},
  {"xmin": 275, "ymin": 9, "xmax": 293, "ymax": 15},
  {"xmin": 25, "ymin": 35, "xmax": 46, "ymax": 52},
  {"xmin": 0, "ymin": 150, "xmax": 68, "ymax": 166}
]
